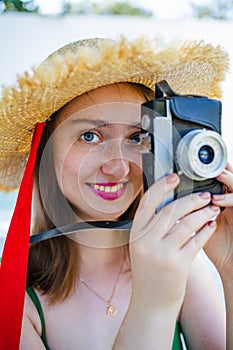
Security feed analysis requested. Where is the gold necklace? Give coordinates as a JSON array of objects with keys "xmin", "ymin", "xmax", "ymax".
[{"xmin": 79, "ymin": 253, "xmax": 125, "ymax": 317}]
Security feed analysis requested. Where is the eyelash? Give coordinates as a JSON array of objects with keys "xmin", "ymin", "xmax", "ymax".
[
  {"xmin": 80, "ymin": 131, "xmax": 101, "ymax": 144},
  {"xmin": 79, "ymin": 131, "xmax": 142, "ymax": 145},
  {"xmin": 130, "ymin": 133, "xmax": 142, "ymax": 145}
]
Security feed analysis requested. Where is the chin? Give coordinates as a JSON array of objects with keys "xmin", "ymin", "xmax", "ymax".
[
  {"xmin": 75, "ymin": 205, "xmax": 130, "ymax": 222},
  {"xmin": 71, "ymin": 192, "xmax": 139, "ymax": 222}
]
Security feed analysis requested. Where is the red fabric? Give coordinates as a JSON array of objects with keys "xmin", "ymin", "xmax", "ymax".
[{"xmin": 0, "ymin": 122, "xmax": 45, "ymax": 350}]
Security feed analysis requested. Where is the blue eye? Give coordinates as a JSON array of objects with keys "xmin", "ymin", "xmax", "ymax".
[
  {"xmin": 81, "ymin": 132, "xmax": 100, "ymax": 143},
  {"xmin": 130, "ymin": 133, "xmax": 142, "ymax": 144}
]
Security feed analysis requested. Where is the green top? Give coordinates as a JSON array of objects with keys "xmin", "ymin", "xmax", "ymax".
[
  {"xmin": 26, "ymin": 287, "xmax": 51, "ymax": 350},
  {"xmin": 26, "ymin": 286, "xmax": 184, "ymax": 350}
]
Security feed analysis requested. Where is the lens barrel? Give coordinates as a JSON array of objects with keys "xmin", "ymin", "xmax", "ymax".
[{"xmin": 176, "ymin": 129, "xmax": 227, "ymax": 181}]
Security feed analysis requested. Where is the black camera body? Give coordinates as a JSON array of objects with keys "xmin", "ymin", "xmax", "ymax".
[{"xmin": 141, "ymin": 80, "xmax": 227, "ymax": 209}]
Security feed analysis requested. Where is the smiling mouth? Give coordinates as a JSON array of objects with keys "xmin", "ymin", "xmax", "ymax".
[
  {"xmin": 90, "ymin": 183, "xmax": 124, "ymax": 193},
  {"xmin": 87, "ymin": 182, "xmax": 127, "ymax": 200}
]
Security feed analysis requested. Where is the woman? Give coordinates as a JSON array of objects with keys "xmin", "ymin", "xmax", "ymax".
[{"xmin": 0, "ymin": 37, "xmax": 232, "ymax": 349}]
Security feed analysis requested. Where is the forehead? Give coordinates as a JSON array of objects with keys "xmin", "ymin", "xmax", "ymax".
[{"xmin": 55, "ymin": 83, "xmax": 147, "ymax": 125}]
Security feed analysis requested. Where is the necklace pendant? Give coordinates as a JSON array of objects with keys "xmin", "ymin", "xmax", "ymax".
[{"xmin": 106, "ymin": 304, "xmax": 117, "ymax": 317}]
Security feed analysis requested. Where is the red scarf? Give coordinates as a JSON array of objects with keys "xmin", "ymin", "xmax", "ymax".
[{"xmin": 0, "ymin": 122, "xmax": 45, "ymax": 349}]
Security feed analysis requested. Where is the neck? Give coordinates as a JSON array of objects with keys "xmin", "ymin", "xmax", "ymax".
[
  {"xmin": 70, "ymin": 227, "xmax": 130, "ymax": 280},
  {"xmin": 79, "ymin": 244, "xmax": 126, "ymax": 272}
]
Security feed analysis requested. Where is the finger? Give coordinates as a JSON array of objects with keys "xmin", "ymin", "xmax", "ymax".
[
  {"xmin": 134, "ymin": 191, "xmax": 212, "ymax": 242},
  {"xmin": 133, "ymin": 173, "xmax": 179, "ymax": 230},
  {"xmin": 226, "ymin": 161, "xmax": 233, "ymax": 173},
  {"xmin": 212, "ymin": 193, "xmax": 233, "ymax": 207},
  {"xmin": 166, "ymin": 205, "xmax": 220, "ymax": 248},
  {"xmin": 155, "ymin": 191, "xmax": 212, "ymax": 233},
  {"xmin": 216, "ymin": 169, "xmax": 233, "ymax": 191},
  {"xmin": 180, "ymin": 220, "xmax": 217, "ymax": 260},
  {"xmin": 214, "ymin": 168, "xmax": 233, "ymax": 206}
]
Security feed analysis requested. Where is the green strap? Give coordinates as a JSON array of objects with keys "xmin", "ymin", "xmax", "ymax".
[
  {"xmin": 172, "ymin": 322, "xmax": 183, "ymax": 350},
  {"xmin": 26, "ymin": 287, "xmax": 51, "ymax": 350}
]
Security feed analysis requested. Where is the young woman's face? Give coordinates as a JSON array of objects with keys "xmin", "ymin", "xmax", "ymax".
[{"xmin": 52, "ymin": 83, "xmax": 146, "ymax": 221}]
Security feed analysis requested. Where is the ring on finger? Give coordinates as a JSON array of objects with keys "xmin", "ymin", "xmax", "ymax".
[{"xmin": 168, "ymin": 219, "xmax": 181, "ymax": 233}]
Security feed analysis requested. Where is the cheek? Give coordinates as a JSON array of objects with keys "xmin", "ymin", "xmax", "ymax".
[
  {"xmin": 58, "ymin": 148, "xmax": 99, "ymax": 189},
  {"xmin": 53, "ymin": 148, "xmax": 81, "ymax": 191},
  {"xmin": 125, "ymin": 146, "xmax": 143, "ymax": 168},
  {"xmin": 130, "ymin": 150, "xmax": 143, "ymax": 172},
  {"xmin": 130, "ymin": 162, "xmax": 143, "ymax": 188}
]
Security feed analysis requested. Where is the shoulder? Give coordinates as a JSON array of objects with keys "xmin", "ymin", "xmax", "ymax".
[
  {"xmin": 180, "ymin": 252, "xmax": 226, "ymax": 349},
  {"xmin": 185, "ymin": 251, "xmax": 223, "ymax": 299},
  {"xmin": 24, "ymin": 289, "xmax": 42, "ymax": 337},
  {"xmin": 20, "ymin": 290, "xmax": 46, "ymax": 349},
  {"xmin": 183, "ymin": 251, "xmax": 224, "ymax": 315}
]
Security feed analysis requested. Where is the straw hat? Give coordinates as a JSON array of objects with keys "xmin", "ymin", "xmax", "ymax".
[{"xmin": 0, "ymin": 36, "xmax": 229, "ymax": 191}]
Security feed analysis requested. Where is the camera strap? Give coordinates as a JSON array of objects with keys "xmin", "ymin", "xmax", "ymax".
[
  {"xmin": 30, "ymin": 220, "xmax": 133, "ymax": 243},
  {"xmin": 155, "ymin": 80, "xmax": 178, "ymax": 98}
]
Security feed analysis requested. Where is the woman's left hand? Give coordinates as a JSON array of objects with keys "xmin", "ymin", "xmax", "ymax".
[{"xmin": 204, "ymin": 163, "xmax": 233, "ymax": 279}]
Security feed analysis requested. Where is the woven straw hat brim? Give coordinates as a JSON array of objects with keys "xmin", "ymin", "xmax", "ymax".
[{"xmin": 0, "ymin": 37, "xmax": 229, "ymax": 191}]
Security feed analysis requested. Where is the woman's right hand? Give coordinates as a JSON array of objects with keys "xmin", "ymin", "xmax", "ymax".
[{"xmin": 129, "ymin": 173, "xmax": 220, "ymax": 314}]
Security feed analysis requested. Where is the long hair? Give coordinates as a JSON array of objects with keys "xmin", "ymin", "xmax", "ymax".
[{"xmin": 27, "ymin": 83, "xmax": 154, "ymax": 304}]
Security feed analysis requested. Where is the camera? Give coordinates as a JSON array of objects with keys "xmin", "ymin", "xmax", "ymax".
[{"xmin": 141, "ymin": 80, "xmax": 227, "ymax": 209}]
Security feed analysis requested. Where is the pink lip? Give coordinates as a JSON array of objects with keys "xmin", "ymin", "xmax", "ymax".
[{"xmin": 87, "ymin": 182, "xmax": 127, "ymax": 201}]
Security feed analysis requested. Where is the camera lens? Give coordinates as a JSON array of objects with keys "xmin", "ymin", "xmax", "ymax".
[
  {"xmin": 198, "ymin": 145, "xmax": 215, "ymax": 164},
  {"xmin": 176, "ymin": 129, "xmax": 227, "ymax": 181}
]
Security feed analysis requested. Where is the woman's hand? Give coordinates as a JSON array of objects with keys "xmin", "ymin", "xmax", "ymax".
[
  {"xmin": 204, "ymin": 163, "xmax": 233, "ymax": 280},
  {"xmin": 129, "ymin": 173, "xmax": 219, "ymax": 314},
  {"xmin": 114, "ymin": 173, "xmax": 219, "ymax": 350}
]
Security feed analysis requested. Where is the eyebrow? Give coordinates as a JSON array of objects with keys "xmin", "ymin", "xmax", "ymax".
[{"xmin": 71, "ymin": 118, "xmax": 142, "ymax": 129}]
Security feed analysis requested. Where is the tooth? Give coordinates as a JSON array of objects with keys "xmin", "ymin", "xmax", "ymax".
[
  {"xmin": 91, "ymin": 183, "xmax": 125, "ymax": 193},
  {"xmin": 112, "ymin": 186, "xmax": 118, "ymax": 193}
]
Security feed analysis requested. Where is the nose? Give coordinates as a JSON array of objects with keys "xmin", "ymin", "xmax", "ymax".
[{"xmin": 101, "ymin": 158, "xmax": 130, "ymax": 179}]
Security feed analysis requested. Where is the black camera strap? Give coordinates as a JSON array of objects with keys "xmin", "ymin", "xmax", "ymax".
[
  {"xmin": 155, "ymin": 80, "xmax": 178, "ymax": 98},
  {"xmin": 30, "ymin": 220, "xmax": 133, "ymax": 244}
]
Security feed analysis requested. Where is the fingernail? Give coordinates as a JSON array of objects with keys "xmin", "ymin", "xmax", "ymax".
[
  {"xmin": 208, "ymin": 220, "xmax": 217, "ymax": 228},
  {"xmin": 165, "ymin": 174, "xmax": 178, "ymax": 184},
  {"xmin": 199, "ymin": 192, "xmax": 211, "ymax": 200},
  {"xmin": 210, "ymin": 205, "xmax": 220, "ymax": 213},
  {"xmin": 212, "ymin": 194, "xmax": 225, "ymax": 201}
]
